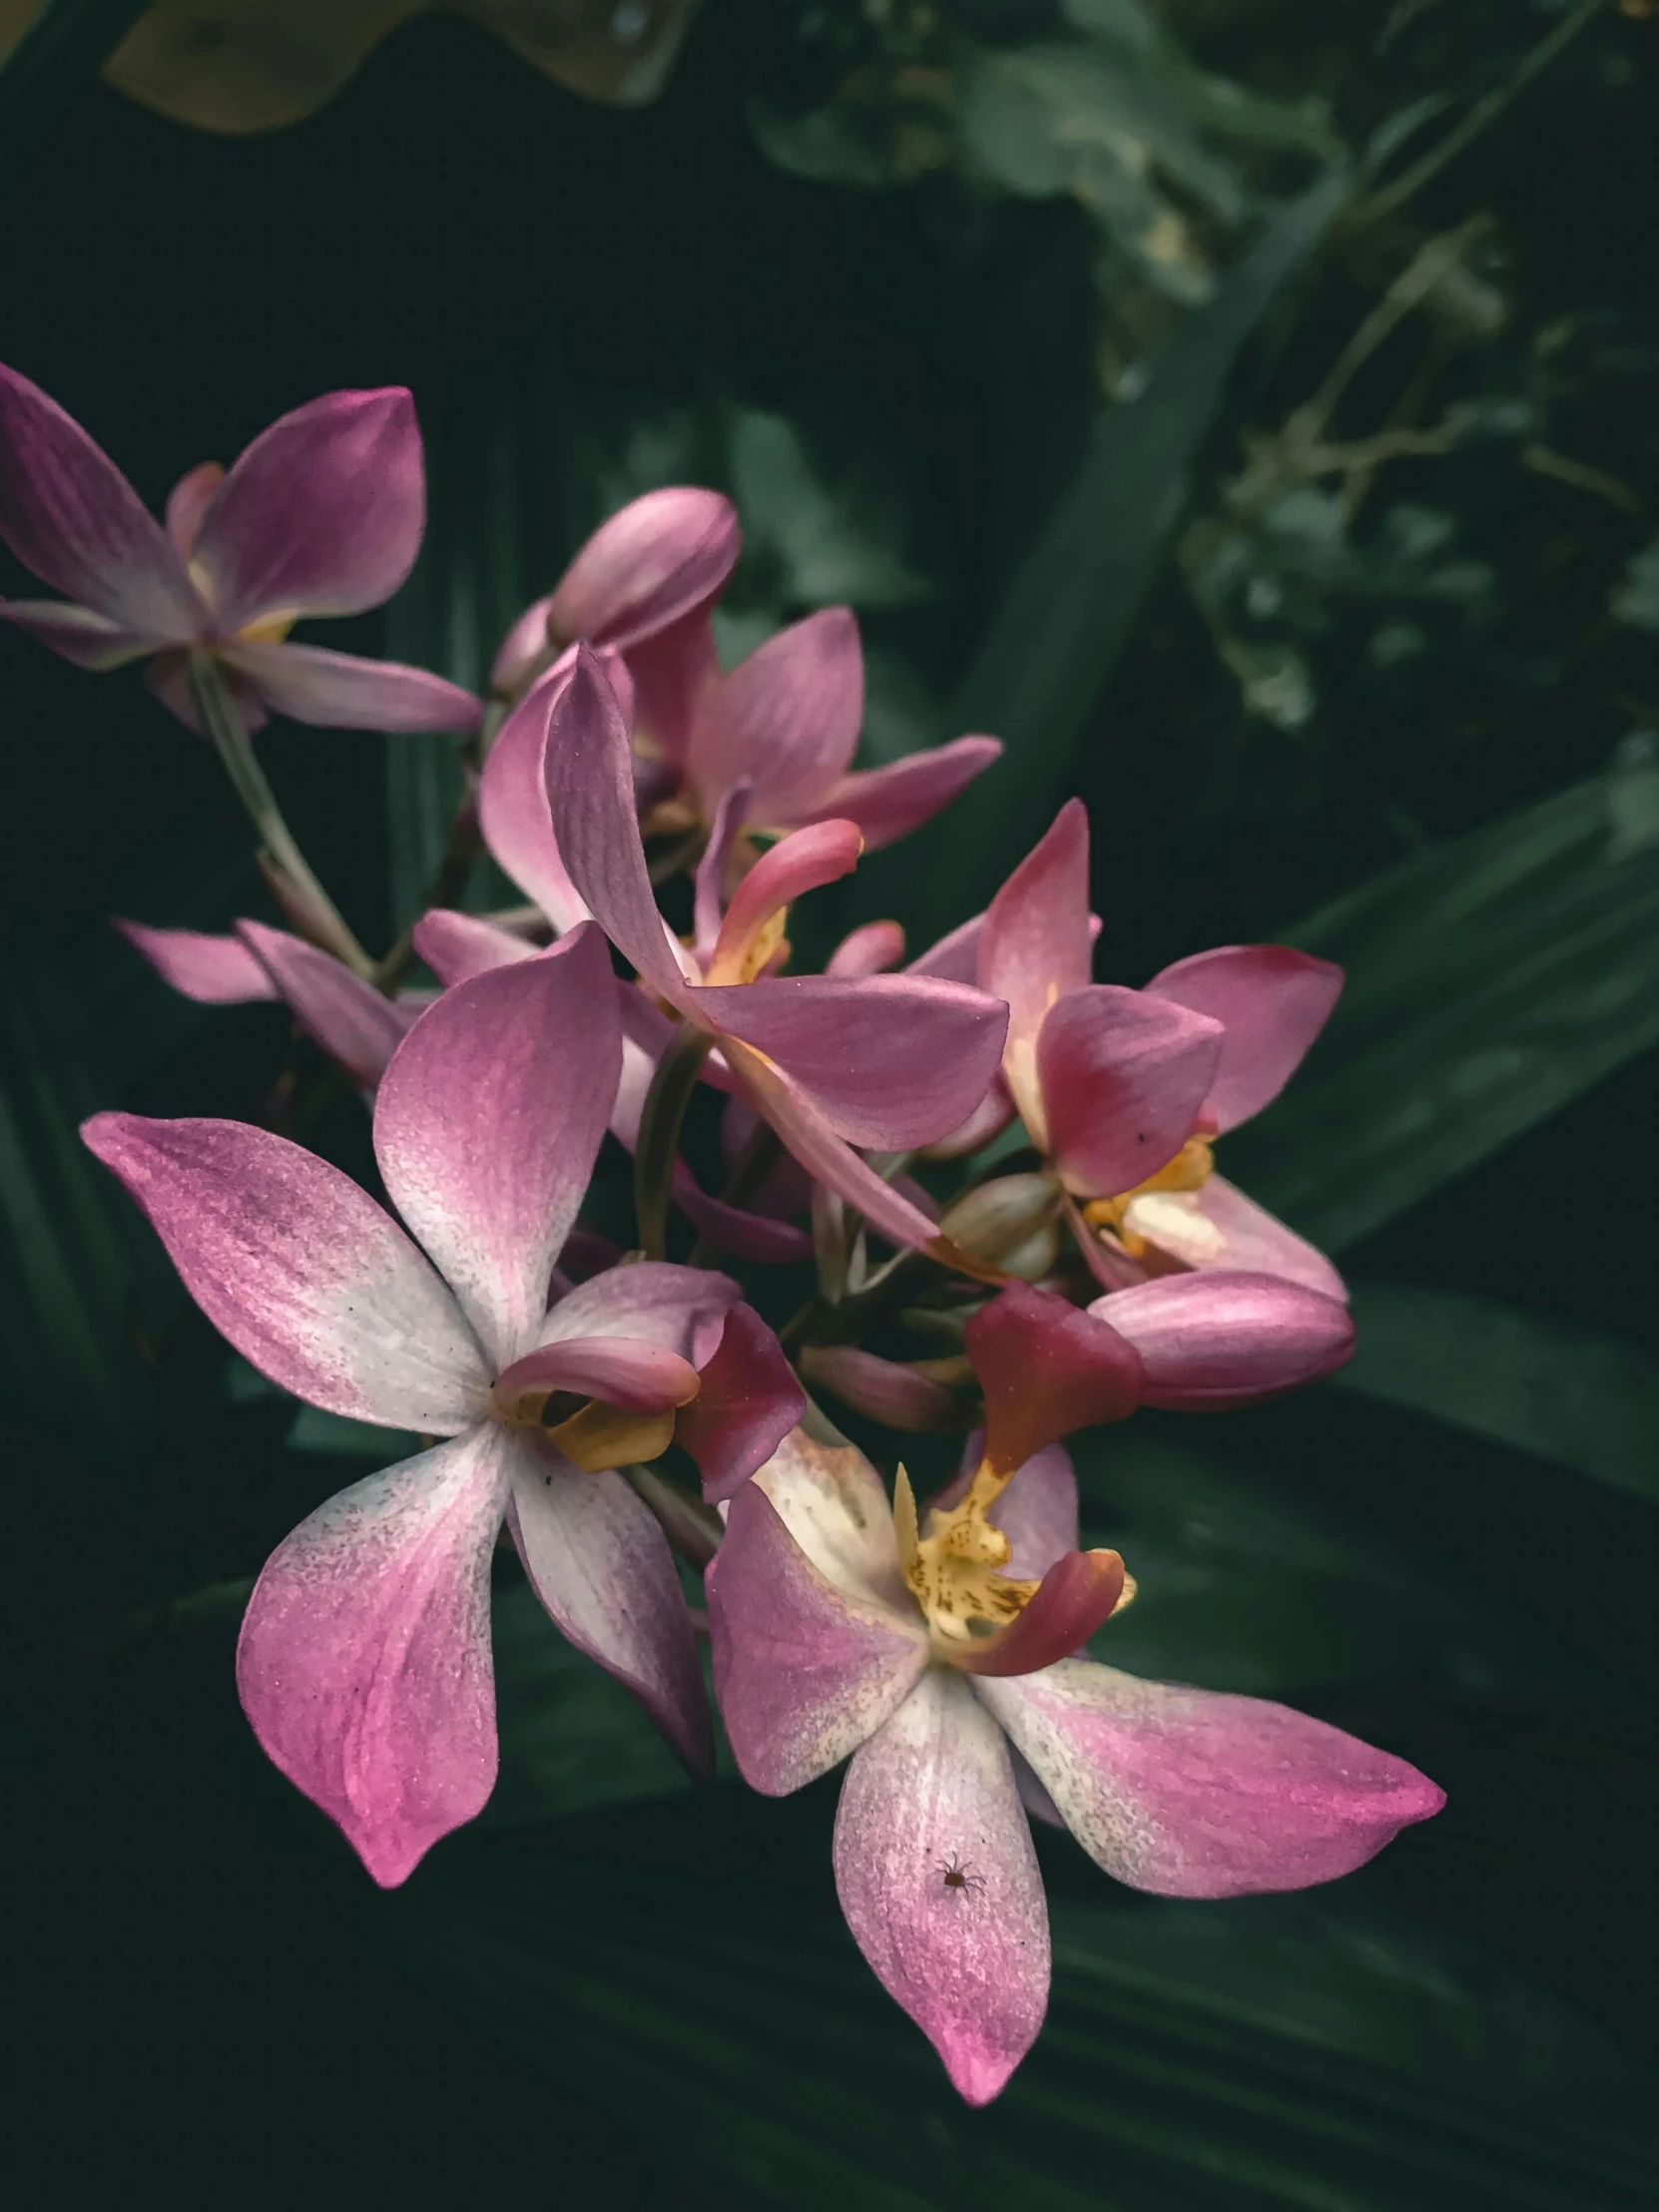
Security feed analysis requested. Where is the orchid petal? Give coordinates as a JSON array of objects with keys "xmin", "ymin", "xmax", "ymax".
[
  {"xmin": 919, "ymin": 1073, "xmax": 1019, "ymax": 1161},
  {"xmin": 411, "ymin": 908, "xmax": 541, "ymax": 987},
  {"xmin": 191, "ymin": 387, "xmax": 423, "ymax": 630},
  {"xmin": 802, "ymin": 1346, "xmax": 964, "ymax": 1433},
  {"xmin": 489, "ymin": 593, "xmax": 556, "ymax": 697},
  {"xmin": 236, "ymin": 1424, "xmax": 508, "ymax": 1887},
  {"xmin": 976, "ymin": 1659, "xmax": 1445, "ymax": 1899},
  {"xmin": 1093, "ymin": 1272, "xmax": 1355, "ymax": 1408},
  {"xmin": 237, "ymin": 920, "xmax": 413, "ymax": 1090},
  {"xmin": 834, "ymin": 1670, "xmax": 1048, "ymax": 2105},
  {"xmin": 981, "ymin": 801, "xmax": 1094, "ymax": 1106},
  {"xmin": 966, "ymin": 1285, "xmax": 1143, "ymax": 1474},
  {"xmin": 625, "ymin": 603, "xmax": 719, "ymax": 767},
  {"xmin": 1037, "ymin": 984, "xmax": 1223, "ymax": 1196},
  {"xmin": 755, "ymin": 1424, "xmax": 914, "ymax": 1604},
  {"xmin": 950, "ymin": 1548, "xmax": 1127, "ymax": 1677},
  {"xmin": 0, "ymin": 598, "xmax": 158, "ymax": 668},
  {"xmin": 707, "ymin": 1481, "xmax": 927, "ymax": 1794},
  {"xmin": 707, "ymin": 819, "xmax": 862, "ymax": 980},
  {"xmin": 0, "ymin": 362, "xmax": 204, "ymax": 636},
  {"xmin": 1146, "ymin": 945, "xmax": 1344, "ymax": 1133},
  {"xmin": 1159, "ymin": 1175, "xmax": 1349, "ymax": 1301},
  {"xmin": 689, "ymin": 607, "xmax": 862, "ymax": 824},
  {"xmin": 81, "ymin": 1111, "xmax": 485, "ymax": 1430},
  {"xmin": 693, "ymin": 778, "xmax": 753, "ymax": 960},
  {"xmin": 373, "ymin": 924, "xmax": 621, "ymax": 1367},
  {"xmin": 165, "ymin": 460, "xmax": 224, "ymax": 558},
  {"xmin": 797, "ymin": 735, "xmax": 1003, "ymax": 851},
  {"xmin": 221, "ymin": 641, "xmax": 481, "ymax": 733},
  {"xmin": 494, "ymin": 1336, "xmax": 701, "ymax": 1411},
  {"xmin": 908, "ymin": 912, "xmax": 984, "ymax": 985},
  {"xmin": 505, "ymin": 1431, "xmax": 712, "ymax": 1774},
  {"xmin": 547, "ymin": 487, "xmax": 740, "ymax": 653},
  {"xmin": 115, "ymin": 919, "xmax": 277, "ymax": 1004},
  {"xmin": 828, "ymin": 919, "xmax": 906, "ymax": 978},
  {"xmin": 144, "ymin": 648, "xmax": 268, "ymax": 735},
  {"xmin": 670, "ymin": 1167, "xmax": 815, "ymax": 1263},
  {"xmin": 674, "ymin": 1303, "xmax": 809, "ymax": 1501},
  {"xmin": 476, "ymin": 665, "xmax": 591, "ymax": 931},
  {"xmin": 539, "ymin": 1261, "xmax": 741, "ymax": 1367}
]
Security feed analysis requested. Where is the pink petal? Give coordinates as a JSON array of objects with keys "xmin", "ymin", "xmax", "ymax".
[
  {"xmin": 624, "ymin": 603, "xmax": 719, "ymax": 767},
  {"xmin": 236, "ymin": 1424, "xmax": 509, "ymax": 1887},
  {"xmin": 1093, "ymin": 1272, "xmax": 1355, "ymax": 1408},
  {"xmin": 115, "ymin": 918, "xmax": 277, "ymax": 1004},
  {"xmin": 797, "ymin": 735, "xmax": 1003, "ymax": 851},
  {"xmin": 828, "ymin": 919, "xmax": 906, "ymax": 978},
  {"xmin": 669, "ymin": 1166, "xmax": 814, "ymax": 1263},
  {"xmin": 1169, "ymin": 1176, "xmax": 1349, "ymax": 1301},
  {"xmin": 476, "ymin": 665, "xmax": 591, "ymax": 931},
  {"xmin": 543, "ymin": 647, "xmax": 695, "ymax": 1000},
  {"xmin": 908, "ymin": 912, "xmax": 984, "ymax": 985},
  {"xmin": 966, "ymin": 1285, "xmax": 1143, "ymax": 1474},
  {"xmin": 754, "ymin": 1423, "xmax": 915, "ymax": 1610},
  {"xmin": 412, "ymin": 908, "xmax": 542, "ymax": 987},
  {"xmin": 707, "ymin": 1481, "xmax": 928, "ymax": 1793},
  {"xmin": 144, "ymin": 647, "xmax": 268, "ymax": 735},
  {"xmin": 81, "ymin": 1111, "xmax": 486, "ymax": 1429},
  {"xmin": 489, "ymin": 592, "xmax": 556, "ymax": 697},
  {"xmin": 165, "ymin": 460, "xmax": 224, "ymax": 558},
  {"xmin": 373, "ymin": 923, "xmax": 621, "ymax": 1367},
  {"xmin": 675, "ymin": 1301, "xmax": 808, "ymax": 1500},
  {"xmin": 950, "ymin": 1548, "xmax": 1127, "ymax": 1677},
  {"xmin": 936, "ymin": 1439, "xmax": 1079, "ymax": 1581},
  {"xmin": 505, "ymin": 1432, "xmax": 712, "ymax": 1774},
  {"xmin": 1037, "ymin": 985, "xmax": 1223, "ymax": 1196},
  {"xmin": 919, "ymin": 1073, "xmax": 1018, "ymax": 1161},
  {"xmin": 0, "ymin": 362, "xmax": 204, "ymax": 637},
  {"xmin": 494, "ymin": 1335, "xmax": 701, "ymax": 1411},
  {"xmin": 707, "ymin": 819, "xmax": 863, "ymax": 979},
  {"xmin": 801, "ymin": 1346, "xmax": 963, "ymax": 1432},
  {"xmin": 976, "ymin": 1659, "xmax": 1445, "ymax": 1899},
  {"xmin": 222, "ymin": 641, "xmax": 481, "ymax": 733},
  {"xmin": 1145, "ymin": 945, "xmax": 1344, "ymax": 1134},
  {"xmin": 237, "ymin": 919, "xmax": 413, "ymax": 1090},
  {"xmin": 833, "ymin": 1670, "xmax": 1048, "ymax": 2105},
  {"xmin": 692, "ymin": 777, "xmax": 754, "ymax": 960},
  {"xmin": 688, "ymin": 607, "xmax": 862, "ymax": 826},
  {"xmin": 539, "ymin": 1259, "xmax": 742, "ymax": 1367},
  {"xmin": 191, "ymin": 387, "xmax": 424, "ymax": 630},
  {"xmin": 981, "ymin": 801, "xmax": 1095, "ymax": 1105},
  {"xmin": 0, "ymin": 598, "xmax": 157, "ymax": 668},
  {"xmin": 547, "ymin": 487, "xmax": 740, "ymax": 653},
  {"xmin": 699, "ymin": 973, "xmax": 1008, "ymax": 1149}
]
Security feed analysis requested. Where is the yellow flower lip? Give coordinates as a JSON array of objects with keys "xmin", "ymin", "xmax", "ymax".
[{"xmin": 893, "ymin": 1460, "xmax": 1040, "ymax": 1659}]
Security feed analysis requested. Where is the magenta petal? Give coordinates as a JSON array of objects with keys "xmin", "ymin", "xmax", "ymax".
[
  {"xmin": 1169, "ymin": 1176, "xmax": 1349, "ymax": 1301},
  {"xmin": 412, "ymin": 908, "xmax": 541, "ymax": 987},
  {"xmin": 490, "ymin": 592, "xmax": 556, "ymax": 696},
  {"xmin": 0, "ymin": 362, "xmax": 204, "ymax": 636},
  {"xmin": 707, "ymin": 1482, "xmax": 928, "ymax": 1793},
  {"xmin": 699, "ymin": 973, "xmax": 1009, "ymax": 1149},
  {"xmin": 539, "ymin": 1260, "xmax": 742, "ymax": 1368},
  {"xmin": 951, "ymin": 1549, "xmax": 1126, "ymax": 1677},
  {"xmin": 81, "ymin": 1111, "xmax": 486, "ymax": 1429},
  {"xmin": 799, "ymin": 735, "xmax": 1003, "ymax": 851},
  {"xmin": 165, "ymin": 460, "xmax": 224, "ymax": 558},
  {"xmin": 238, "ymin": 920, "xmax": 413, "ymax": 1090},
  {"xmin": 1146, "ymin": 944, "xmax": 1344, "ymax": 1134},
  {"xmin": 1038, "ymin": 984, "xmax": 1224, "ymax": 1196},
  {"xmin": 506, "ymin": 1433, "xmax": 712, "ymax": 1774},
  {"xmin": 625, "ymin": 603, "xmax": 719, "ymax": 767},
  {"xmin": 236, "ymin": 1424, "xmax": 508, "ymax": 1887},
  {"xmin": 689, "ymin": 606, "xmax": 863, "ymax": 825},
  {"xmin": 833, "ymin": 1671, "xmax": 1048, "ymax": 2105},
  {"xmin": 0, "ymin": 597, "xmax": 158, "ymax": 668},
  {"xmin": 802, "ymin": 1346, "xmax": 963, "ymax": 1433},
  {"xmin": 476, "ymin": 666, "xmax": 591, "ymax": 931},
  {"xmin": 976, "ymin": 1659, "xmax": 1445, "ymax": 1899},
  {"xmin": 981, "ymin": 801, "xmax": 1094, "ymax": 1089},
  {"xmin": 828, "ymin": 919, "xmax": 906, "ymax": 978},
  {"xmin": 145, "ymin": 648, "xmax": 267, "ymax": 735},
  {"xmin": 966, "ymin": 1285, "xmax": 1143, "ymax": 1474},
  {"xmin": 1094, "ymin": 1271, "xmax": 1355, "ymax": 1408},
  {"xmin": 548, "ymin": 487, "xmax": 740, "ymax": 653},
  {"xmin": 708, "ymin": 819, "xmax": 862, "ymax": 977},
  {"xmin": 495, "ymin": 1335, "xmax": 700, "ymax": 1411},
  {"xmin": 676, "ymin": 1303, "xmax": 808, "ymax": 1500},
  {"xmin": 191, "ymin": 387, "xmax": 424, "ymax": 630},
  {"xmin": 374, "ymin": 923, "xmax": 621, "ymax": 1367},
  {"xmin": 222, "ymin": 642, "xmax": 481, "ymax": 733},
  {"xmin": 115, "ymin": 918, "xmax": 277, "ymax": 1004}
]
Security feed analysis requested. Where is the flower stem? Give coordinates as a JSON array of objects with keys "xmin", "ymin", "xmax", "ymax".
[
  {"xmin": 634, "ymin": 1022, "xmax": 713, "ymax": 1261},
  {"xmin": 189, "ymin": 651, "xmax": 373, "ymax": 979}
]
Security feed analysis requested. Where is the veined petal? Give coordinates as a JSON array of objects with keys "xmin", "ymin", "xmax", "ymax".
[
  {"xmin": 494, "ymin": 1336, "xmax": 700, "ymax": 1411},
  {"xmin": 192, "ymin": 387, "xmax": 424, "ymax": 630},
  {"xmin": 0, "ymin": 362, "xmax": 204, "ymax": 636},
  {"xmin": 0, "ymin": 598, "xmax": 159, "ymax": 668},
  {"xmin": 796, "ymin": 735, "xmax": 1002, "ymax": 851},
  {"xmin": 1093, "ymin": 1272, "xmax": 1355, "ymax": 1408},
  {"xmin": 981, "ymin": 801, "xmax": 1095, "ymax": 1111},
  {"xmin": 412, "ymin": 908, "xmax": 542, "ymax": 987},
  {"xmin": 115, "ymin": 919, "xmax": 277, "ymax": 1004},
  {"xmin": 373, "ymin": 924, "xmax": 621, "ymax": 1368},
  {"xmin": 1038, "ymin": 984, "xmax": 1223, "ymax": 1196},
  {"xmin": 1158, "ymin": 1176, "xmax": 1349, "ymax": 1302},
  {"xmin": 477, "ymin": 664, "xmax": 591, "ymax": 931},
  {"xmin": 833, "ymin": 1670, "xmax": 1048, "ymax": 2105},
  {"xmin": 506, "ymin": 1431, "xmax": 712, "ymax": 1774},
  {"xmin": 81, "ymin": 1112, "xmax": 485, "ymax": 1430},
  {"xmin": 236, "ymin": 1424, "xmax": 509, "ymax": 1888},
  {"xmin": 689, "ymin": 606, "xmax": 862, "ymax": 825},
  {"xmin": 676, "ymin": 1303, "xmax": 808, "ymax": 1501},
  {"xmin": 828, "ymin": 919, "xmax": 906, "ymax": 979},
  {"xmin": 1146, "ymin": 944, "xmax": 1343, "ymax": 1134},
  {"xmin": 538, "ymin": 1260, "xmax": 742, "ymax": 1367},
  {"xmin": 222, "ymin": 642, "xmax": 481, "ymax": 733},
  {"xmin": 707, "ymin": 1481, "xmax": 927, "ymax": 1794},
  {"xmin": 548, "ymin": 487, "xmax": 740, "ymax": 653},
  {"xmin": 966, "ymin": 1285, "xmax": 1143, "ymax": 1474},
  {"xmin": 238, "ymin": 920, "xmax": 413, "ymax": 1090},
  {"xmin": 976, "ymin": 1659, "xmax": 1445, "ymax": 1899}
]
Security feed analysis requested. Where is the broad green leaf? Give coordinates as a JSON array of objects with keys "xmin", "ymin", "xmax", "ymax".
[
  {"xmin": 0, "ymin": 0, "xmax": 150, "ymax": 197},
  {"xmin": 1332, "ymin": 1285, "xmax": 1659, "ymax": 1506},
  {"xmin": 1223, "ymin": 764, "xmax": 1659, "ymax": 1253}
]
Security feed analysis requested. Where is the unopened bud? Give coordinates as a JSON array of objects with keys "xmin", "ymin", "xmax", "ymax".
[
  {"xmin": 801, "ymin": 1346, "xmax": 970, "ymax": 1432},
  {"xmin": 939, "ymin": 1173, "xmax": 1062, "ymax": 1277}
]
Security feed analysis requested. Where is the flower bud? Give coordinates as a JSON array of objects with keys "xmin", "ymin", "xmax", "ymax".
[
  {"xmin": 938, "ymin": 1173, "xmax": 1062, "ymax": 1277},
  {"xmin": 801, "ymin": 1346, "xmax": 969, "ymax": 1432}
]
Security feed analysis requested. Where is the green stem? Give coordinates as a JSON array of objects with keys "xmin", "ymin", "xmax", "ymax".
[{"xmin": 634, "ymin": 1023, "xmax": 714, "ymax": 1261}]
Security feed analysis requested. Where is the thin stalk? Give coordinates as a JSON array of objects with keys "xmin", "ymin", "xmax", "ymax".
[
  {"xmin": 634, "ymin": 1022, "xmax": 714, "ymax": 1261},
  {"xmin": 189, "ymin": 652, "xmax": 372, "ymax": 978}
]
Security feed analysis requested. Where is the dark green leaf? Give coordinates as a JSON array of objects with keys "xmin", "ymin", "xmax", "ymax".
[{"xmin": 0, "ymin": 0, "xmax": 149, "ymax": 199}]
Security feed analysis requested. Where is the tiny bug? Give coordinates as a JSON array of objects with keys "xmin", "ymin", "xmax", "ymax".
[{"xmin": 936, "ymin": 1854, "xmax": 986, "ymax": 1898}]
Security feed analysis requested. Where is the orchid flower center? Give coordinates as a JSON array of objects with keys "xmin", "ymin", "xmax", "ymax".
[
  {"xmin": 1081, "ymin": 1133, "xmax": 1222, "ymax": 1260},
  {"xmin": 892, "ymin": 1460, "xmax": 1039, "ymax": 1661}
]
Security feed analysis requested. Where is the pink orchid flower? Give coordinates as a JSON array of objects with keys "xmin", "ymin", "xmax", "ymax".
[
  {"xmin": 982, "ymin": 799, "xmax": 1347, "ymax": 1298},
  {"xmin": 708, "ymin": 1290, "xmax": 1440, "ymax": 2104},
  {"xmin": 0, "ymin": 364, "xmax": 481, "ymax": 735},
  {"xmin": 542, "ymin": 647, "xmax": 1011, "ymax": 1264},
  {"xmin": 82, "ymin": 927, "xmax": 803, "ymax": 1887}
]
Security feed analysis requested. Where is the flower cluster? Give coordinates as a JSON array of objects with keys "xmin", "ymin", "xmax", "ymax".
[{"xmin": 1, "ymin": 367, "xmax": 1442, "ymax": 2104}]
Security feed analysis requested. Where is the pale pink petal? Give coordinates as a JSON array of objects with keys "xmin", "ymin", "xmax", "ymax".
[
  {"xmin": 236, "ymin": 1424, "xmax": 509, "ymax": 1887},
  {"xmin": 950, "ymin": 1548, "xmax": 1127, "ymax": 1677},
  {"xmin": 976, "ymin": 1659, "xmax": 1445, "ymax": 1899},
  {"xmin": 0, "ymin": 362, "xmax": 204, "ymax": 637},
  {"xmin": 81, "ymin": 1111, "xmax": 486, "ymax": 1429},
  {"xmin": 237, "ymin": 920, "xmax": 413, "ymax": 1090},
  {"xmin": 165, "ymin": 460, "xmax": 225, "ymax": 558},
  {"xmin": 1145, "ymin": 945, "xmax": 1344, "ymax": 1134},
  {"xmin": 222, "ymin": 641, "xmax": 481, "ymax": 733},
  {"xmin": 373, "ymin": 923, "xmax": 621, "ymax": 1368},
  {"xmin": 801, "ymin": 1346, "xmax": 963, "ymax": 1432},
  {"xmin": 476, "ymin": 665, "xmax": 590, "ymax": 931},
  {"xmin": 707, "ymin": 1481, "xmax": 927, "ymax": 1793},
  {"xmin": 505, "ymin": 1430, "xmax": 712, "ymax": 1774},
  {"xmin": 833, "ymin": 1670, "xmax": 1048, "ymax": 2105},
  {"xmin": 752, "ymin": 1423, "xmax": 914, "ymax": 1613},
  {"xmin": 494, "ymin": 1336, "xmax": 700, "ymax": 1410},
  {"xmin": 689, "ymin": 607, "xmax": 862, "ymax": 825},
  {"xmin": 1037, "ymin": 985, "xmax": 1223, "ymax": 1196},
  {"xmin": 796, "ymin": 735, "xmax": 1003, "ymax": 851},
  {"xmin": 115, "ymin": 918, "xmax": 277, "ymax": 1004},
  {"xmin": 547, "ymin": 487, "xmax": 740, "ymax": 653},
  {"xmin": 0, "ymin": 598, "xmax": 158, "ymax": 668},
  {"xmin": 707, "ymin": 820, "xmax": 862, "ymax": 979},
  {"xmin": 692, "ymin": 777, "xmax": 753, "ymax": 959},
  {"xmin": 191, "ymin": 387, "xmax": 424, "ymax": 630},
  {"xmin": 1164, "ymin": 1175, "xmax": 1348, "ymax": 1300},
  {"xmin": 908, "ymin": 913, "xmax": 984, "ymax": 985},
  {"xmin": 675, "ymin": 1302, "xmax": 807, "ymax": 1501},
  {"xmin": 1093, "ymin": 1272, "xmax": 1355, "ymax": 1408},
  {"xmin": 981, "ymin": 802, "xmax": 1095, "ymax": 1101},
  {"xmin": 538, "ymin": 1260, "xmax": 742, "ymax": 1367},
  {"xmin": 965, "ymin": 1285, "xmax": 1142, "ymax": 1474},
  {"xmin": 543, "ymin": 647, "xmax": 695, "ymax": 1000},
  {"xmin": 625, "ymin": 603, "xmax": 718, "ymax": 767},
  {"xmin": 699, "ymin": 973, "xmax": 1008, "ymax": 1149},
  {"xmin": 937, "ymin": 1439, "xmax": 1079, "ymax": 1581},
  {"xmin": 412, "ymin": 908, "xmax": 541, "ymax": 987},
  {"xmin": 828, "ymin": 919, "xmax": 906, "ymax": 978}
]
